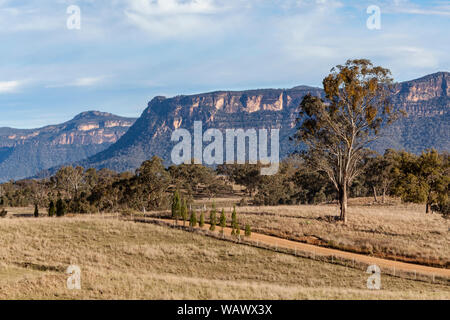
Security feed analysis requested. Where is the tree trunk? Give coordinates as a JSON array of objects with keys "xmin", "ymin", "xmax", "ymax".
[
  {"xmin": 372, "ymin": 186, "xmax": 378, "ymax": 203},
  {"xmin": 426, "ymin": 202, "xmax": 430, "ymax": 214},
  {"xmin": 339, "ymin": 184, "xmax": 348, "ymax": 224},
  {"xmin": 382, "ymin": 187, "xmax": 386, "ymax": 204}
]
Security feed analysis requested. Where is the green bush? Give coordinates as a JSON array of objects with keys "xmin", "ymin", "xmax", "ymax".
[
  {"xmin": 245, "ymin": 224, "xmax": 251, "ymax": 237},
  {"xmin": 56, "ymin": 198, "xmax": 66, "ymax": 217},
  {"xmin": 231, "ymin": 206, "xmax": 237, "ymax": 235},
  {"xmin": 48, "ymin": 200, "xmax": 56, "ymax": 217},
  {"xmin": 235, "ymin": 222, "xmax": 241, "ymax": 238},
  {"xmin": 34, "ymin": 204, "xmax": 39, "ymax": 218},
  {"xmin": 189, "ymin": 210, "xmax": 197, "ymax": 228},
  {"xmin": 181, "ymin": 199, "xmax": 188, "ymax": 226},
  {"xmin": 199, "ymin": 211, "xmax": 205, "ymax": 228},
  {"xmin": 171, "ymin": 190, "xmax": 181, "ymax": 224},
  {"xmin": 209, "ymin": 201, "xmax": 217, "ymax": 231},
  {"xmin": 219, "ymin": 208, "xmax": 226, "ymax": 234}
]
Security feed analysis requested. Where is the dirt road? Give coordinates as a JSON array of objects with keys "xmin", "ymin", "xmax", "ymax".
[{"xmin": 148, "ymin": 218, "xmax": 450, "ymax": 279}]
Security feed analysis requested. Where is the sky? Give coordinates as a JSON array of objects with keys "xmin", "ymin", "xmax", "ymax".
[{"xmin": 0, "ymin": 0, "xmax": 449, "ymax": 128}]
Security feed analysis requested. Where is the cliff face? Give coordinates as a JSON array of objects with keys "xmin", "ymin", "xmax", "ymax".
[
  {"xmin": 27, "ymin": 71, "xmax": 448, "ymax": 176},
  {"xmin": 77, "ymin": 86, "xmax": 326, "ymax": 172},
  {"xmin": 391, "ymin": 72, "xmax": 449, "ymax": 116},
  {"xmin": 0, "ymin": 111, "xmax": 135, "ymax": 148},
  {"xmin": 78, "ymin": 72, "xmax": 449, "ymax": 174},
  {"xmin": 369, "ymin": 72, "xmax": 449, "ymax": 152},
  {"xmin": 0, "ymin": 111, "xmax": 136, "ymax": 181}
]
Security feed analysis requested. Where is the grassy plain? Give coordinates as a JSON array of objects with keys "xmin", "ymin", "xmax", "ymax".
[
  {"xmin": 190, "ymin": 198, "xmax": 450, "ymax": 267},
  {"xmin": 0, "ymin": 208, "xmax": 448, "ymax": 299}
]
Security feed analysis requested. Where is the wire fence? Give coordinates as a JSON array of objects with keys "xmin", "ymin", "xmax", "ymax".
[{"xmin": 131, "ymin": 216, "xmax": 450, "ymax": 286}]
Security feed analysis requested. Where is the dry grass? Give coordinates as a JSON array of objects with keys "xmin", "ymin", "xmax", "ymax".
[
  {"xmin": 0, "ymin": 214, "xmax": 448, "ymax": 300},
  {"xmin": 187, "ymin": 198, "xmax": 450, "ymax": 267}
]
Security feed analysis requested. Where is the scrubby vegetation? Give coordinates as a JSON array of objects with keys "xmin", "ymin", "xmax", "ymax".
[{"xmin": 0, "ymin": 149, "xmax": 448, "ymax": 220}]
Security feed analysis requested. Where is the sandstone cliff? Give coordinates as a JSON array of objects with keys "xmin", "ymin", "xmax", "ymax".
[
  {"xmin": 0, "ymin": 111, "xmax": 136, "ymax": 181},
  {"xmin": 76, "ymin": 72, "xmax": 448, "ymax": 174}
]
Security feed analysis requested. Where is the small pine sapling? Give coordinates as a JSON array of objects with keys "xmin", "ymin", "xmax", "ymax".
[
  {"xmin": 219, "ymin": 208, "xmax": 226, "ymax": 234},
  {"xmin": 189, "ymin": 210, "xmax": 197, "ymax": 228},
  {"xmin": 209, "ymin": 201, "xmax": 217, "ymax": 231}
]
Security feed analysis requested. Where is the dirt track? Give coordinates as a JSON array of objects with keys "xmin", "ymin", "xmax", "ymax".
[{"xmin": 150, "ymin": 218, "xmax": 450, "ymax": 279}]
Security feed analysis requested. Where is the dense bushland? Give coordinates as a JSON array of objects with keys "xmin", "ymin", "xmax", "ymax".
[{"xmin": 0, "ymin": 150, "xmax": 447, "ymax": 217}]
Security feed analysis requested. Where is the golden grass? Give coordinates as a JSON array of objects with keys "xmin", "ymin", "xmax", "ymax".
[
  {"xmin": 0, "ymin": 215, "xmax": 448, "ymax": 300},
  {"xmin": 195, "ymin": 201, "xmax": 450, "ymax": 267}
]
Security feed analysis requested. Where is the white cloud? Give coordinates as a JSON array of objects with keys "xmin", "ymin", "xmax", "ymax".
[
  {"xmin": 391, "ymin": 7, "xmax": 450, "ymax": 17},
  {"xmin": 72, "ymin": 76, "xmax": 105, "ymax": 87},
  {"xmin": 123, "ymin": 0, "xmax": 240, "ymax": 39},
  {"xmin": 126, "ymin": 0, "xmax": 220, "ymax": 15},
  {"xmin": 0, "ymin": 80, "xmax": 22, "ymax": 93},
  {"xmin": 0, "ymin": 2, "xmax": 61, "ymax": 33},
  {"xmin": 389, "ymin": 46, "xmax": 439, "ymax": 68},
  {"xmin": 46, "ymin": 76, "xmax": 107, "ymax": 88},
  {"xmin": 383, "ymin": 0, "xmax": 450, "ymax": 16}
]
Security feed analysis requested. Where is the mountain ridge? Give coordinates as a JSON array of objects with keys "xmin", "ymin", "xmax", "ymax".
[
  {"xmin": 3, "ymin": 71, "xmax": 448, "ymax": 181},
  {"xmin": 69, "ymin": 71, "xmax": 448, "ymax": 174},
  {"xmin": 0, "ymin": 111, "xmax": 137, "ymax": 181}
]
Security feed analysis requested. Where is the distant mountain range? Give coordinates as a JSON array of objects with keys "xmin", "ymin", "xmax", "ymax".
[
  {"xmin": 1, "ymin": 72, "xmax": 448, "ymax": 182},
  {"xmin": 0, "ymin": 111, "xmax": 136, "ymax": 181},
  {"xmin": 75, "ymin": 71, "xmax": 449, "ymax": 173}
]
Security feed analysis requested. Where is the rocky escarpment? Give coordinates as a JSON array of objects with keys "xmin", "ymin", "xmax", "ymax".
[
  {"xmin": 0, "ymin": 111, "xmax": 135, "ymax": 148},
  {"xmin": 0, "ymin": 111, "xmax": 136, "ymax": 181},
  {"xmin": 75, "ymin": 86, "xmax": 325, "ymax": 172},
  {"xmin": 391, "ymin": 72, "xmax": 449, "ymax": 116},
  {"xmin": 77, "ymin": 72, "xmax": 449, "ymax": 174}
]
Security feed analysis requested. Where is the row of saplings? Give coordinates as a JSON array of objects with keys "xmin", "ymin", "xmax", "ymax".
[
  {"xmin": 171, "ymin": 191, "xmax": 251, "ymax": 238},
  {"xmin": 31, "ymin": 199, "xmax": 68, "ymax": 217}
]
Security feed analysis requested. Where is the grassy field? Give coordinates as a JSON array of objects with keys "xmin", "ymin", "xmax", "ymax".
[
  {"xmin": 187, "ymin": 199, "xmax": 450, "ymax": 267},
  {"xmin": 0, "ymin": 211, "xmax": 448, "ymax": 299}
]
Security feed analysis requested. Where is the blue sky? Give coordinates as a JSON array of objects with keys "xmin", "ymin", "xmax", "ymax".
[{"xmin": 0, "ymin": 0, "xmax": 449, "ymax": 128}]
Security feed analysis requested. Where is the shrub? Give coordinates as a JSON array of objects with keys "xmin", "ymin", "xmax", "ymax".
[
  {"xmin": 199, "ymin": 211, "xmax": 205, "ymax": 228},
  {"xmin": 189, "ymin": 210, "xmax": 197, "ymax": 228},
  {"xmin": 171, "ymin": 191, "xmax": 181, "ymax": 224},
  {"xmin": 231, "ymin": 206, "xmax": 237, "ymax": 235},
  {"xmin": 219, "ymin": 208, "xmax": 226, "ymax": 234},
  {"xmin": 181, "ymin": 199, "xmax": 188, "ymax": 226},
  {"xmin": 56, "ymin": 198, "xmax": 66, "ymax": 217},
  {"xmin": 209, "ymin": 201, "xmax": 217, "ymax": 231},
  {"xmin": 239, "ymin": 198, "xmax": 248, "ymax": 207},
  {"xmin": 245, "ymin": 224, "xmax": 251, "ymax": 237},
  {"xmin": 431, "ymin": 202, "xmax": 449, "ymax": 217},
  {"xmin": 34, "ymin": 204, "xmax": 39, "ymax": 218},
  {"xmin": 235, "ymin": 222, "xmax": 241, "ymax": 238},
  {"xmin": 48, "ymin": 200, "xmax": 56, "ymax": 217}
]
